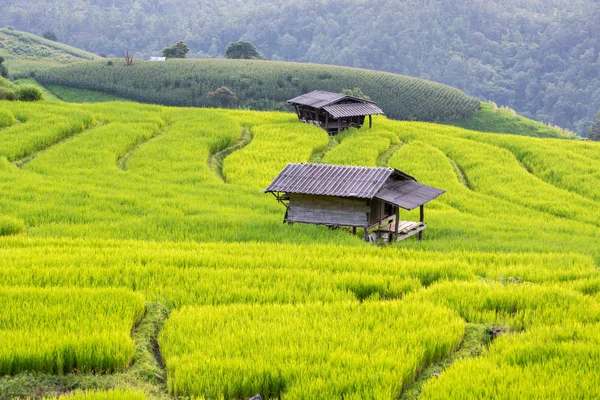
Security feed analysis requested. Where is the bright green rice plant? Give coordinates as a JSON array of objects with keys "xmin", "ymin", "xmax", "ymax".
[
  {"xmin": 0, "ymin": 287, "xmax": 144, "ymax": 375},
  {"xmin": 160, "ymin": 300, "xmax": 464, "ymax": 399}
]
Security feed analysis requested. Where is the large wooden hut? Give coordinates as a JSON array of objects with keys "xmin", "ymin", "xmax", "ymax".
[
  {"xmin": 264, "ymin": 163, "xmax": 445, "ymax": 242},
  {"xmin": 286, "ymin": 90, "xmax": 385, "ymax": 134}
]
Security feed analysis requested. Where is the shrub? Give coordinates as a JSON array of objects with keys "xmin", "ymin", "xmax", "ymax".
[
  {"xmin": 15, "ymin": 84, "xmax": 42, "ymax": 101},
  {"xmin": 0, "ymin": 86, "xmax": 16, "ymax": 100}
]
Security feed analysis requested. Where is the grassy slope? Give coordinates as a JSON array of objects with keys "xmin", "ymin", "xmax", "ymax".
[
  {"xmin": 44, "ymin": 84, "xmax": 126, "ymax": 103},
  {"xmin": 0, "ymin": 27, "xmax": 100, "ymax": 76},
  {"xmin": 448, "ymin": 102, "xmax": 574, "ymax": 139}
]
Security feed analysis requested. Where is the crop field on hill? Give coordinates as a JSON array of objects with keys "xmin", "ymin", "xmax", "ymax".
[
  {"xmin": 0, "ymin": 28, "xmax": 101, "ymax": 78},
  {"xmin": 0, "ymin": 99, "xmax": 599, "ymax": 399},
  {"xmin": 27, "ymin": 58, "xmax": 480, "ymax": 122}
]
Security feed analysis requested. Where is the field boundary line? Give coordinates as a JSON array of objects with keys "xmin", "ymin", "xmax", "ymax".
[
  {"xmin": 446, "ymin": 156, "xmax": 472, "ymax": 189},
  {"xmin": 13, "ymin": 120, "xmax": 103, "ymax": 169},
  {"xmin": 399, "ymin": 323, "xmax": 492, "ymax": 400},
  {"xmin": 207, "ymin": 126, "xmax": 253, "ymax": 183},
  {"xmin": 118, "ymin": 122, "xmax": 169, "ymax": 171},
  {"xmin": 376, "ymin": 142, "xmax": 403, "ymax": 167},
  {"xmin": 309, "ymin": 135, "xmax": 340, "ymax": 163}
]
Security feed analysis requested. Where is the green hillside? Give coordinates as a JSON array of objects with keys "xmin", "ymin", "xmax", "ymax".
[
  {"xmin": 26, "ymin": 57, "xmax": 572, "ymax": 137},
  {"xmin": 449, "ymin": 102, "xmax": 575, "ymax": 138},
  {"xmin": 0, "ymin": 27, "xmax": 100, "ymax": 76},
  {"xmin": 28, "ymin": 58, "xmax": 480, "ymax": 123},
  {"xmin": 0, "ymin": 97, "xmax": 599, "ymax": 398}
]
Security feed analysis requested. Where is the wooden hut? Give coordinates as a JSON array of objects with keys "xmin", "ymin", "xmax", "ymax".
[
  {"xmin": 264, "ymin": 163, "xmax": 445, "ymax": 242},
  {"xmin": 286, "ymin": 90, "xmax": 385, "ymax": 134}
]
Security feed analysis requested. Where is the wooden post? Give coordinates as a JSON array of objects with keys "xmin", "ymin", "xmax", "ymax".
[
  {"xmin": 369, "ymin": 114, "xmax": 373, "ymax": 128},
  {"xmin": 364, "ymin": 200, "xmax": 371, "ymax": 241},
  {"xmin": 352, "ymin": 226, "xmax": 357, "ymax": 235},
  {"xmin": 394, "ymin": 207, "xmax": 400, "ymax": 241},
  {"xmin": 418, "ymin": 205, "xmax": 424, "ymax": 241},
  {"xmin": 337, "ymin": 117, "xmax": 341, "ymax": 133},
  {"xmin": 325, "ymin": 113, "xmax": 329, "ymax": 132}
]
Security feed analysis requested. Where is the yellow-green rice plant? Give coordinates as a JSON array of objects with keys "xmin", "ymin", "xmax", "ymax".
[
  {"xmin": 223, "ymin": 121, "xmax": 328, "ymax": 189},
  {"xmin": 322, "ymin": 126, "xmax": 399, "ymax": 166},
  {"xmin": 453, "ymin": 130, "xmax": 600, "ymax": 202},
  {"xmin": 0, "ymin": 107, "xmax": 15, "ymax": 127},
  {"xmin": 26, "ymin": 121, "xmax": 163, "ymax": 174},
  {"xmin": 160, "ymin": 300, "xmax": 464, "ymax": 399},
  {"xmin": 410, "ymin": 281, "xmax": 600, "ymax": 330},
  {"xmin": 0, "ymin": 287, "xmax": 145, "ymax": 375},
  {"xmin": 0, "ymin": 102, "xmax": 95, "ymax": 161},
  {"xmin": 384, "ymin": 121, "xmax": 600, "ymax": 227},
  {"xmin": 419, "ymin": 323, "xmax": 600, "ymax": 399},
  {"xmin": 1, "ymin": 238, "xmax": 594, "ymax": 307},
  {"xmin": 127, "ymin": 108, "xmax": 241, "ymax": 185}
]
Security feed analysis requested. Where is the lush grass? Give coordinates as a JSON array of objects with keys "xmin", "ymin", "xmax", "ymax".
[
  {"xmin": 448, "ymin": 102, "xmax": 575, "ymax": 138},
  {"xmin": 0, "ymin": 99, "xmax": 599, "ymax": 398},
  {"xmin": 14, "ymin": 78, "xmax": 60, "ymax": 101},
  {"xmin": 44, "ymin": 84, "xmax": 126, "ymax": 103}
]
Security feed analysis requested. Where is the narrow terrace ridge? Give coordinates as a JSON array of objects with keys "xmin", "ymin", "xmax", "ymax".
[
  {"xmin": 447, "ymin": 156, "xmax": 472, "ymax": 190},
  {"xmin": 399, "ymin": 323, "xmax": 492, "ymax": 400},
  {"xmin": 13, "ymin": 121, "xmax": 102, "ymax": 169},
  {"xmin": 376, "ymin": 143, "xmax": 402, "ymax": 167},
  {"xmin": 208, "ymin": 127, "xmax": 253, "ymax": 182},
  {"xmin": 309, "ymin": 136, "xmax": 340, "ymax": 163},
  {"xmin": 118, "ymin": 122, "xmax": 169, "ymax": 171}
]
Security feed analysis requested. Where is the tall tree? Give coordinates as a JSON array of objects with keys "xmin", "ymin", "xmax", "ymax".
[
  {"xmin": 225, "ymin": 41, "xmax": 264, "ymax": 60},
  {"xmin": 162, "ymin": 41, "xmax": 190, "ymax": 59},
  {"xmin": 42, "ymin": 31, "xmax": 57, "ymax": 41},
  {"xmin": 589, "ymin": 111, "xmax": 600, "ymax": 141},
  {"xmin": 0, "ymin": 56, "xmax": 8, "ymax": 78}
]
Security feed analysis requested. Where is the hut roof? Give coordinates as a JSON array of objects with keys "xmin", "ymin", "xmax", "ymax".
[
  {"xmin": 286, "ymin": 90, "xmax": 376, "ymax": 109},
  {"xmin": 264, "ymin": 163, "xmax": 445, "ymax": 210},
  {"xmin": 323, "ymin": 103, "xmax": 384, "ymax": 118}
]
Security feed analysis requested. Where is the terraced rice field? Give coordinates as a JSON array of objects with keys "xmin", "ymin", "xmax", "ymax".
[{"xmin": 0, "ymin": 99, "xmax": 599, "ymax": 399}]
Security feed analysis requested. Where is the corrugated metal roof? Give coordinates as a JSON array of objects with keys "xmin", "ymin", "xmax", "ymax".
[
  {"xmin": 375, "ymin": 180, "xmax": 446, "ymax": 210},
  {"xmin": 286, "ymin": 91, "xmax": 347, "ymax": 108},
  {"xmin": 323, "ymin": 103, "xmax": 385, "ymax": 118},
  {"xmin": 286, "ymin": 90, "xmax": 376, "ymax": 109},
  {"xmin": 264, "ymin": 163, "xmax": 396, "ymax": 198},
  {"xmin": 265, "ymin": 163, "xmax": 445, "ymax": 209}
]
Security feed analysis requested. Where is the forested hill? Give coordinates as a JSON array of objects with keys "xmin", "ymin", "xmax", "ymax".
[{"xmin": 2, "ymin": 0, "xmax": 599, "ymax": 136}]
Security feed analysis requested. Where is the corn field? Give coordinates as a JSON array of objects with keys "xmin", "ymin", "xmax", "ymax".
[{"xmin": 28, "ymin": 59, "xmax": 480, "ymax": 122}]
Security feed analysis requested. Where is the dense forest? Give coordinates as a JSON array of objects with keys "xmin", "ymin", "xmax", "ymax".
[{"xmin": 2, "ymin": 0, "xmax": 599, "ymax": 136}]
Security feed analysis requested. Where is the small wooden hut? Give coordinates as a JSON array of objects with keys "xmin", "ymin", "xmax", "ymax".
[
  {"xmin": 264, "ymin": 163, "xmax": 445, "ymax": 242},
  {"xmin": 286, "ymin": 90, "xmax": 385, "ymax": 134}
]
